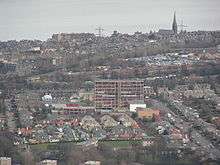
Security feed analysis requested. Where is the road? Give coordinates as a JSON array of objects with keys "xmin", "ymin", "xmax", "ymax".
[
  {"xmin": 5, "ymin": 99, "xmax": 17, "ymax": 132},
  {"xmin": 151, "ymin": 99, "xmax": 220, "ymax": 161}
]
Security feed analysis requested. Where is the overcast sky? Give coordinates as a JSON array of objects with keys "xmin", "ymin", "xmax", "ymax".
[{"xmin": 0, "ymin": 0, "xmax": 220, "ymax": 41}]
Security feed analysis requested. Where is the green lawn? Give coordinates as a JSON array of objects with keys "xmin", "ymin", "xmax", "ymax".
[
  {"xmin": 30, "ymin": 139, "xmax": 142, "ymax": 151},
  {"xmin": 31, "ymin": 143, "xmax": 53, "ymax": 151},
  {"xmin": 99, "ymin": 140, "xmax": 142, "ymax": 148}
]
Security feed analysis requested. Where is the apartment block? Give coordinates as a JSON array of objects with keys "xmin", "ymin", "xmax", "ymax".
[
  {"xmin": 0, "ymin": 157, "xmax": 11, "ymax": 165},
  {"xmin": 95, "ymin": 80, "xmax": 144, "ymax": 110}
]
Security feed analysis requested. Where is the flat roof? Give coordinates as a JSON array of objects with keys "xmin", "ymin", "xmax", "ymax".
[
  {"xmin": 41, "ymin": 160, "xmax": 57, "ymax": 162},
  {"xmin": 0, "ymin": 157, "xmax": 11, "ymax": 160},
  {"xmin": 129, "ymin": 100, "xmax": 145, "ymax": 104}
]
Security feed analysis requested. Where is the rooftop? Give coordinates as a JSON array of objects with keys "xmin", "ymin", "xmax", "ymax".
[{"xmin": 0, "ymin": 157, "xmax": 11, "ymax": 160}]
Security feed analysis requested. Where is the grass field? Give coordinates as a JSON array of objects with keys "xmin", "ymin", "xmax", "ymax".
[
  {"xmin": 31, "ymin": 143, "xmax": 54, "ymax": 151},
  {"xmin": 99, "ymin": 140, "xmax": 142, "ymax": 148},
  {"xmin": 30, "ymin": 139, "xmax": 143, "ymax": 151}
]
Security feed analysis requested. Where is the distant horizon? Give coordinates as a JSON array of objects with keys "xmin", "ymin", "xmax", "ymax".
[
  {"xmin": 1, "ymin": 0, "xmax": 220, "ymax": 41},
  {"xmin": 1, "ymin": 28, "xmax": 220, "ymax": 42}
]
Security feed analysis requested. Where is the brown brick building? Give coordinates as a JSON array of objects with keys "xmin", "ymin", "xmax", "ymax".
[
  {"xmin": 0, "ymin": 157, "xmax": 11, "ymax": 165},
  {"xmin": 95, "ymin": 80, "xmax": 144, "ymax": 110}
]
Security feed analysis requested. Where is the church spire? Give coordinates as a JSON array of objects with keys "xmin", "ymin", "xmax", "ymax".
[{"xmin": 172, "ymin": 11, "xmax": 178, "ymax": 34}]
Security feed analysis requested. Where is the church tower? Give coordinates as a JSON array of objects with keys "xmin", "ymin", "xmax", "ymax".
[{"xmin": 172, "ymin": 12, "xmax": 178, "ymax": 34}]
